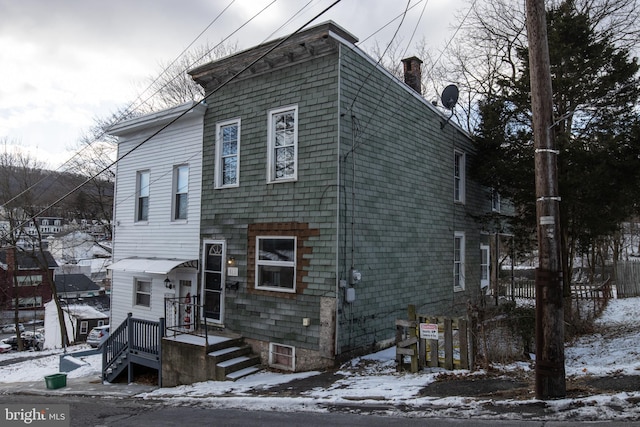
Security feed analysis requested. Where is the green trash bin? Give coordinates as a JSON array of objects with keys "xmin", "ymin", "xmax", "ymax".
[{"xmin": 44, "ymin": 373, "xmax": 67, "ymax": 389}]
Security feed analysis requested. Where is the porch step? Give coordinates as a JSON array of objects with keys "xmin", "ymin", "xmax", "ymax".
[
  {"xmin": 215, "ymin": 354, "xmax": 261, "ymax": 380},
  {"xmin": 226, "ymin": 366, "xmax": 261, "ymax": 381},
  {"xmin": 208, "ymin": 345, "xmax": 251, "ymax": 363}
]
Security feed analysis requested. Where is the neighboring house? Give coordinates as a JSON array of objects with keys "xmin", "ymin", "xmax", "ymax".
[
  {"xmin": 48, "ymin": 230, "xmax": 97, "ymax": 263},
  {"xmin": 0, "ymin": 247, "xmax": 58, "ymax": 314},
  {"xmin": 55, "ymin": 273, "xmax": 103, "ymax": 300},
  {"xmin": 107, "ymin": 22, "xmax": 497, "ymax": 380},
  {"xmin": 107, "ymin": 101, "xmax": 206, "ymax": 327},
  {"xmin": 43, "ymin": 301, "xmax": 109, "ymax": 349}
]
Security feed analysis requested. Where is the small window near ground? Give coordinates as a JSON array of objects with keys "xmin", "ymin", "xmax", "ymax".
[
  {"xmin": 269, "ymin": 342, "xmax": 295, "ymax": 371},
  {"xmin": 135, "ymin": 279, "xmax": 152, "ymax": 307}
]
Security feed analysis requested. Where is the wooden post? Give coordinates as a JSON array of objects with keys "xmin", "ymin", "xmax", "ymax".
[
  {"xmin": 444, "ymin": 318, "xmax": 454, "ymax": 370},
  {"xmin": 408, "ymin": 305, "xmax": 418, "ymax": 373},
  {"xmin": 526, "ymin": 0, "xmax": 566, "ymax": 399},
  {"xmin": 459, "ymin": 318, "xmax": 469, "ymax": 370}
]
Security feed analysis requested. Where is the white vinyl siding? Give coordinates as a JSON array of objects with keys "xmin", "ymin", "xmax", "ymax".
[{"xmin": 110, "ymin": 103, "xmax": 205, "ymax": 326}]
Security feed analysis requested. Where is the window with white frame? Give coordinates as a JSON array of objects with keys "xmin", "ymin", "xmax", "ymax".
[
  {"xmin": 454, "ymin": 151, "xmax": 465, "ymax": 203},
  {"xmin": 80, "ymin": 321, "xmax": 88, "ymax": 335},
  {"xmin": 216, "ymin": 119, "xmax": 240, "ymax": 188},
  {"xmin": 135, "ymin": 279, "xmax": 152, "ymax": 307},
  {"xmin": 454, "ymin": 232, "xmax": 466, "ymax": 291},
  {"xmin": 136, "ymin": 170, "xmax": 150, "ymax": 222},
  {"xmin": 173, "ymin": 165, "xmax": 189, "ymax": 220},
  {"xmin": 269, "ymin": 342, "xmax": 295, "ymax": 370},
  {"xmin": 16, "ymin": 275, "xmax": 42, "ymax": 286},
  {"xmin": 256, "ymin": 236, "xmax": 296, "ymax": 292},
  {"xmin": 491, "ymin": 189, "xmax": 501, "ymax": 212},
  {"xmin": 480, "ymin": 244, "xmax": 490, "ymax": 289},
  {"xmin": 267, "ymin": 106, "xmax": 298, "ymax": 182}
]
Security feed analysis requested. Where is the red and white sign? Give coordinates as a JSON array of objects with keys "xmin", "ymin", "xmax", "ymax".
[{"xmin": 419, "ymin": 323, "xmax": 439, "ymax": 340}]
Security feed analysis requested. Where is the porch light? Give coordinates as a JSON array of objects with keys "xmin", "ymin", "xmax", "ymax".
[
  {"xmin": 164, "ymin": 277, "xmax": 173, "ymax": 289},
  {"xmin": 227, "ymin": 257, "xmax": 236, "ymax": 267}
]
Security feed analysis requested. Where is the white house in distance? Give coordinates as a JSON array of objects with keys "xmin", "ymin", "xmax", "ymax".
[{"xmin": 107, "ymin": 101, "xmax": 206, "ymax": 328}]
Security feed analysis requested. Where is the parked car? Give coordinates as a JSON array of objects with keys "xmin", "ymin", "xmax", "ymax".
[
  {"xmin": 2, "ymin": 332, "xmax": 43, "ymax": 351},
  {"xmin": 86, "ymin": 325, "xmax": 110, "ymax": 348},
  {"xmin": 0, "ymin": 342, "xmax": 12, "ymax": 353},
  {"xmin": 1, "ymin": 323, "xmax": 24, "ymax": 334}
]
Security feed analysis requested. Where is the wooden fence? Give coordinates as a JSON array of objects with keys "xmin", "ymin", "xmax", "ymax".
[
  {"xmin": 396, "ymin": 305, "xmax": 471, "ymax": 373},
  {"xmin": 616, "ymin": 261, "xmax": 640, "ymax": 297}
]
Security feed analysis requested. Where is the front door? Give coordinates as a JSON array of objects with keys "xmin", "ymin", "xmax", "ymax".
[
  {"xmin": 202, "ymin": 240, "xmax": 225, "ymax": 324},
  {"xmin": 176, "ymin": 272, "xmax": 195, "ymax": 330}
]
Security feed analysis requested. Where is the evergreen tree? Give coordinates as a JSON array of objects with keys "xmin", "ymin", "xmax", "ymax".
[{"xmin": 471, "ymin": 0, "xmax": 640, "ymax": 287}]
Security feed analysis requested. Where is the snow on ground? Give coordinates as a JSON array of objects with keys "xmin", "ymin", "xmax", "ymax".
[{"xmin": 1, "ymin": 297, "xmax": 639, "ymax": 421}]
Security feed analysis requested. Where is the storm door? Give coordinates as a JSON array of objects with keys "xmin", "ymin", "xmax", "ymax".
[{"xmin": 202, "ymin": 240, "xmax": 225, "ymax": 323}]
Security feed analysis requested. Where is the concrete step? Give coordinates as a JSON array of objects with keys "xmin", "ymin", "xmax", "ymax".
[
  {"xmin": 215, "ymin": 354, "xmax": 261, "ymax": 380},
  {"xmin": 208, "ymin": 345, "xmax": 251, "ymax": 363},
  {"xmin": 226, "ymin": 366, "xmax": 261, "ymax": 381}
]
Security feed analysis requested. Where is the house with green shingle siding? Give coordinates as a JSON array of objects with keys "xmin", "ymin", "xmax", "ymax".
[{"xmin": 187, "ymin": 21, "xmax": 495, "ymax": 371}]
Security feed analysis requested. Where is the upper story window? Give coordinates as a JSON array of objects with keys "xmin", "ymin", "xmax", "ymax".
[
  {"xmin": 173, "ymin": 165, "xmax": 189, "ymax": 220},
  {"xmin": 42, "ymin": 219, "xmax": 49, "ymax": 226},
  {"xmin": 267, "ymin": 106, "xmax": 298, "ymax": 183},
  {"xmin": 480, "ymin": 244, "xmax": 490, "ymax": 289},
  {"xmin": 255, "ymin": 236, "xmax": 296, "ymax": 293},
  {"xmin": 454, "ymin": 231, "xmax": 466, "ymax": 291},
  {"xmin": 454, "ymin": 150, "xmax": 465, "ymax": 203},
  {"xmin": 54, "ymin": 219, "xmax": 61, "ymax": 226},
  {"xmin": 491, "ymin": 189, "xmax": 501, "ymax": 213},
  {"xmin": 215, "ymin": 119, "xmax": 240, "ymax": 188},
  {"xmin": 136, "ymin": 170, "xmax": 150, "ymax": 222}
]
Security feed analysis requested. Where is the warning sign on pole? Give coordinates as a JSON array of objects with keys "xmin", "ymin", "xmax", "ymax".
[{"xmin": 419, "ymin": 323, "xmax": 439, "ymax": 340}]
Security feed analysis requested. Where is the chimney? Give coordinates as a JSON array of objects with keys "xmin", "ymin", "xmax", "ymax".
[{"xmin": 401, "ymin": 56, "xmax": 423, "ymax": 95}]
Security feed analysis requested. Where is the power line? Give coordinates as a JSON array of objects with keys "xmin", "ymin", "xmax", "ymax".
[{"xmin": 0, "ymin": 0, "xmax": 345, "ymax": 245}]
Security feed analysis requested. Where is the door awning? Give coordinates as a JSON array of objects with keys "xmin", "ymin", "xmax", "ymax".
[{"xmin": 107, "ymin": 258, "xmax": 198, "ymax": 275}]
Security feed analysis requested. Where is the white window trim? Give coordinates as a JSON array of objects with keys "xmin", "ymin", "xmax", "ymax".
[
  {"xmin": 215, "ymin": 118, "xmax": 241, "ymax": 188},
  {"xmin": 454, "ymin": 231, "xmax": 466, "ymax": 292},
  {"xmin": 172, "ymin": 164, "xmax": 189, "ymax": 221},
  {"xmin": 136, "ymin": 170, "xmax": 150, "ymax": 223},
  {"xmin": 269, "ymin": 342, "xmax": 296, "ymax": 371},
  {"xmin": 491, "ymin": 189, "xmax": 501, "ymax": 213},
  {"xmin": 255, "ymin": 236, "xmax": 297, "ymax": 293},
  {"xmin": 134, "ymin": 278, "xmax": 152, "ymax": 309},
  {"xmin": 480, "ymin": 244, "xmax": 490, "ymax": 289},
  {"xmin": 267, "ymin": 105, "xmax": 298, "ymax": 183},
  {"xmin": 454, "ymin": 150, "xmax": 465, "ymax": 204},
  {"xmin": 80, "ymin": 321, "xmax": 89, "ymax": 335}
]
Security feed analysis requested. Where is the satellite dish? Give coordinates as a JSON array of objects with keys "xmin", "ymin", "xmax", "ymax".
[{"xmin": 440, "ymin": 84, "xmax": 459, "ymax": 110}]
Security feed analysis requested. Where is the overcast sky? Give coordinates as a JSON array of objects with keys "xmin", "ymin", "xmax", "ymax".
[{"xmin": 0, "ymin": 0, "xmax": 468, "ymax": 169}]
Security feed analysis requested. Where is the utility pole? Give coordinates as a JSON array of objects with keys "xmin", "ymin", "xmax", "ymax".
[{"xmin": 525, "ymin": 0, "xmax": 566, "ymax": 399}]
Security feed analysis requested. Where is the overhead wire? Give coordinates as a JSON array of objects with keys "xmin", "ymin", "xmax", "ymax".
[
  {"xmin": 1, "ymin": 0, "xmax": 240, "ymax": 212},
  {"xmin": 0, "ymin": 0, "xmax": 345, "ymax": 244}
]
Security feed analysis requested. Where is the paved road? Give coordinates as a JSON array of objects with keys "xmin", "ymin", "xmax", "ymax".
[{"xmin": 2, "ymin": 395, "xmax": 639, "ymax": 427}]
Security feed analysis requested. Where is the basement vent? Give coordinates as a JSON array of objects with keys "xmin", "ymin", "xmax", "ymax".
[{"xmin": 269, "ymin": 343, "xmax": 295, "ymax": 371}]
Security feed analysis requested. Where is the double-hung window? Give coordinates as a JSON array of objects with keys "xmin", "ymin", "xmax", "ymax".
[
  {"xmin": 491, "ymin": 189, "xmax": 501, "ymax": 212},
  {"xmin": 135, "ymin": 279, "xmax": 151, "ymax": 307},
  {"xmin": 255, "ymin": 236, "xmax": 296, "ymax": 292},
  {"xmin": 136, "ymin": 170, "xmax": 150, "ymax": 222},
  {"xmin": 454, "ymin": 232, "xmax": 466, "ymax": 291},
  {"xmin": 173, "ymin": 165, "xmax": 189, "ymax": 220},
  {"xmin": 454, "ymin": 150, "xmax": 465, "ymax": 203},
  {"xmin": 215, "ymin": 119, "xmax": 240, "ymax": 188},
  {"xmin": 267, "ymin": 106, "xmax": 298, "ymax": 183}
]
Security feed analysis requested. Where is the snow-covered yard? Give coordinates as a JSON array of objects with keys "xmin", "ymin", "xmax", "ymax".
[{"xmin": 1, "ymin": 297, "xmax": 639, "ymax": 421}]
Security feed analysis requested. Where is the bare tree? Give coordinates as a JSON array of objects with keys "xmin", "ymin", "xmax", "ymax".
[{"xmin": 0, "ymin": 141, "xmax": 69, "ymax": 349}]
